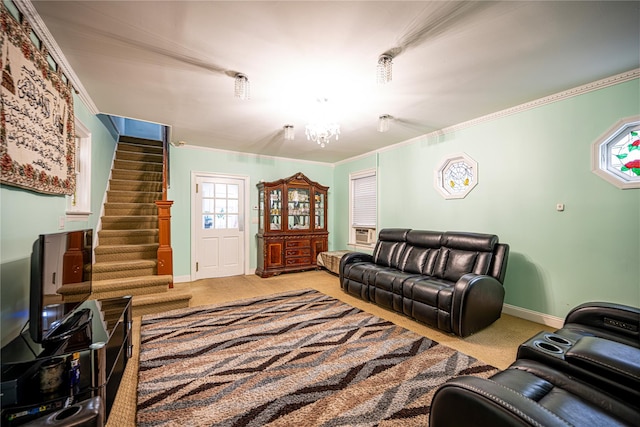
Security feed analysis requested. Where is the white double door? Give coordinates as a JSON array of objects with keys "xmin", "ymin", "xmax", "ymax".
[{"xmin": 193, "ymin": 173, "xmax": 248, "ymax": 279}]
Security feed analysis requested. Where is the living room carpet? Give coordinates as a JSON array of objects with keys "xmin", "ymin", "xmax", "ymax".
[{"xmin": 137, "ymin": 289, "xmax": 498, "ymax": 426}]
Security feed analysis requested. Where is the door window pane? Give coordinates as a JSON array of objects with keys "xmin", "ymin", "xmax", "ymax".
[
  {"xmin": 202, "ymin": 183, "xmax": 214, "ymax": 197},
  {"xmin": 228, "ymin": 215, "xmax": 239, "ymax": 228},
  {"xmin": 214, "ymin": 215, "xmax": 226, "ymax": 229},
  {"xmin": 215, "ymin": 183, "xmax": 227, "ymax": 198},
  {"xmin": 228, "ymin": 199, "xmax": 238, "ymax": 214},
  {"xmin": 228, "ymin": 184, "xmax": 239, "ymax": 199},
  {"xmin": 203, "ymin": 215, "xmax": 213, "ymax": 229},
  {"xmin": 203, "ymin": 199, "xmax": 214, "ymax": 213},
  {"xmin": 215, "ymin": 199, "xmax": 226, "ymax": 214}
]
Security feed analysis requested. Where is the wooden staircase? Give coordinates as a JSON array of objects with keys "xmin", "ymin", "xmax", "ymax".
[{"xmin": 92, "ymin": 136, "xmax": 191, "ymax": 317}]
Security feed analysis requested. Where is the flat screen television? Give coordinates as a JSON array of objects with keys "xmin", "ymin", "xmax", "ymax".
[{"xmin": 29, "ymin": 229, "xmax": 93, "ymax": 344}]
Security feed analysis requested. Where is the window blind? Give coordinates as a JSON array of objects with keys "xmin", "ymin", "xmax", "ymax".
[{"xmin": 352, "ymin": 173, "xmax": 376, "ymax": 227}]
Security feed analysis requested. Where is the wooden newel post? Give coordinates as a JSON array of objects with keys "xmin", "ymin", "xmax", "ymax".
[{"xmin": 155, "ymin": 200, "xmax": 174, "ymax": 288}]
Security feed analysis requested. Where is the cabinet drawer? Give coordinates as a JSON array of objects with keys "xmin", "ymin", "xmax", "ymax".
[
  {"xmin": 286, "ymin": 256, "xmax": 311, "ymax": 266},
  {"xmin": 285, "ymin": 248, "xmax": 311, "ymax": 257},
  {"xmin": 286, "ymin": 239, "xmax": 310, "ymax": 248}
]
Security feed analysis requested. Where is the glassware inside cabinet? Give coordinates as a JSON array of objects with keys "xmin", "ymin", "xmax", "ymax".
[
  {"xmin": 288, "ymin": 188, "xmax": 310, "ymax": 230},
  {"xmin": 269, "ymin": 188, "xmax": 282, "ymax": 230}
]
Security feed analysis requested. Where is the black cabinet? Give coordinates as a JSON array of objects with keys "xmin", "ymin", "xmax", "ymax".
[{"xmin": 1, "ymin": 297, "xmax": 132, "ymax": 426}]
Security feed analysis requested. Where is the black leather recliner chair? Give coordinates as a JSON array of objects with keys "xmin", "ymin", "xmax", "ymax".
[{"xmin": 430, "ymin": 302, "xmax": 640, "ymax": 427}]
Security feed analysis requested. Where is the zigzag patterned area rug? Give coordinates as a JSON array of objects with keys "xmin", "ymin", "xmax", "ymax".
[{"xmin": 137, "ymin": 289, "xmax": 498, "ymax": 426}]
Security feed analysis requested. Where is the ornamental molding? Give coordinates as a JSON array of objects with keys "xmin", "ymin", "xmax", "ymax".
[
  {"xmin": 16, "ymin": 0, "xmax": 99, "ymax": 114},
  {"xmin": 367, "ymin": 69, "xmax": 640, "ymax": 164}
]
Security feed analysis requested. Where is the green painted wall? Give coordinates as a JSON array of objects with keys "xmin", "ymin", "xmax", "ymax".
[
  {"xmin": 0, "ymin": 95, "xmax": 116, "ymax": 344},
  {"xmin": 167, "ymin": 148, "xmax": 334, "ymax": 277},
  {"xmin": 333, "ymin": 79, "xmax": 640, "ymax": 319},
  {"xmin": 2, "ymin": 76, "xmax": 638, "ymax": 338}
]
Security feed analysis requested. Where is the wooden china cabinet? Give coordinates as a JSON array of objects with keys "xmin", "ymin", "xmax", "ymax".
[{"xmin": 256, "ymin": 172, "xmax": 328, "ymax": 277}]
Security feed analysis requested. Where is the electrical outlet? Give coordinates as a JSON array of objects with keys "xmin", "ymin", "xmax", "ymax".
[{"xmin": 58, "ymin": 216, "xmax": 65, "ymax": 229}]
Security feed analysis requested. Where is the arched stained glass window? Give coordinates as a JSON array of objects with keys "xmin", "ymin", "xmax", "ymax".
[{"xmin": 591, "ymin": 116, "xmax": 640, "ymax": 189}]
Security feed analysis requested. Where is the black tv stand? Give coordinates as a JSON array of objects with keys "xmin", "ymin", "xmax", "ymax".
[
  {"xmin": 1, "ymin": 297, "xmax": 132, "ymax": 426},
  {"xmin": 43, "ymin": 308, "xmax": 93, "ymax": 344}
]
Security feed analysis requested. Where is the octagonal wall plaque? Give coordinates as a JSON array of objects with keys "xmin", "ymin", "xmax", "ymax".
[
  {"xmin": 591, "ymin": 115, "xmax": 640, "ymax": 189},
  {"xmin": 434, "ymin": 153, "xmax": 478, "ymax": 199}
]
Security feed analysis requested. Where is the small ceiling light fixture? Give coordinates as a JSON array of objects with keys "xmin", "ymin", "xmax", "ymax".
[
  {"xmin": 284, "ymin": 125, "xmax": 295, "ymax": 141},
  {"xmin": 378, "ymin": 115, "xmax": 392, "ymax": 132},
  {"xmin": 305, "ymin": 98, "xmax": 340, "ymax": 148},
  {"xmin": 377, "ymin": 55, "xmax": 393, "ymax": 84},
  {"xmin": 234, "ymin": 73, "xmax": 250, "ymax": 100}
]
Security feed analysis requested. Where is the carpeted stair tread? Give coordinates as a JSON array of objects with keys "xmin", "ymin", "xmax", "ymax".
[
  {"xmin": 101, "ymin": 217, "xmax": 158, "ymax": 230},
  {"xmin": 114, "ymin": 159, "xmax": 163, "ymax": 172},
  {"xmin": 118, "ymin": 142, "xmax": 163, "ymax": 156},
  {"xmin": 131, "ymin": 291, "xmax": 192, "ymax": 317},
  {"xmin": 107, "ymin": 190, "xmax": 162, "ymax": 203},
  {"xmin": 92, "ymin": 275, "xmax": 171, "ymax": 292},
  {"xmin": 119, "ymin": 136, "xmax": 163, "ymax": 148},
  {"xmin": 99, "ymin": 229, "xmax": 158, "ymax": 237},
  {"xmin": 96, "ymin": 243, "xmax": 159, "ymax": 254},
  {"xmin": 104, "ymin": 203, "xmax": 158, "ymax": 216},
  {"xmin": 93, "ymin": 259, "xmax": 157, "ymax": 273},
  {"xmin": 109, "ymin": 179, "xmax": 162, "ymax": 192},
  {"xmin": 116, "ymin": 151, "xmax": 163, "ymax": 164},
  {"xmin": 111, "ymin": 169, "xmax": 162, "ymax": 182},
  {"xmin": 98, "ymin": 229, "xmax": 158, "ymax": 245}
]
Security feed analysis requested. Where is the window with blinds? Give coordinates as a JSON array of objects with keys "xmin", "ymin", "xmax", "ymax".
[
  {"xmin": 352, "ymin": 172, "xmax": 376, "ymax": 227},
  {"xmin": 350, "ymin": 169, "xmax": 376, "ymax": 245}
]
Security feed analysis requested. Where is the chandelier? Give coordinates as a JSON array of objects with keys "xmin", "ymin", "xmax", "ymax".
[{"xmin": 305, "ymin": 98, "xmax": 340, "ymax": 148}]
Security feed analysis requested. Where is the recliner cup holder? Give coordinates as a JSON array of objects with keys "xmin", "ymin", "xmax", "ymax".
[
  {"xmin": 533, "ymin": 340, "xmax": 564, "ymax": 354},
  {"xmin": 543, "ymin": 334, "xmax": 572, "ymax": 346},
  {"xmin": 54, "ymin": 405, "xmax": 82, "ymax": 421}
]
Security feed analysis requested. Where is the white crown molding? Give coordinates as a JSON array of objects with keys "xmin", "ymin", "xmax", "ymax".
[
  {"xmin": 16, "ymin": 0, "xmax": 100, "ymax": 115},
  {"xmin": 340, "ymin": 68, "xmax": 640, "ymax": 165}
]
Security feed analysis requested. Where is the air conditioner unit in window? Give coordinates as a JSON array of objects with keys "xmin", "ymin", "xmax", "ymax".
[{"xmin": 355, "ymin": 228, "xmax": 376, "ymax": 245}]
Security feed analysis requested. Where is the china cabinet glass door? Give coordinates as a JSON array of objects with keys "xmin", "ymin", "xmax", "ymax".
[
  {"xmin": 314, "ymin": 191, "xmax": 326, "ymax": 230},
  {"xmin": 287, "ymin": 187, "xmax": 310, "ymax": 230},
  {"xmin": 258, "ymin": 189, "xmax": 265, "ymax": 231},
  {"xmin": 268, "ymin": 188, "xmax": 282, "ymax": 231}
]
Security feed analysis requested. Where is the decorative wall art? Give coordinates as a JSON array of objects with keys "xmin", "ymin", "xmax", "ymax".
[
  {"xmin": 434, "ymin": 153, "xmax": 478, "ymax": 199},
  {"xmin": 591, "ymin": 115, "xmax": 640, "ymax": 189},
  {"xmin": 1, "ymin": 8, "xmax": 75, "ymax": 195}
]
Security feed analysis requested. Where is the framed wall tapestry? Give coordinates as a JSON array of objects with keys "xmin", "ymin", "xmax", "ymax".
[{"xmin": 1, "ymin": 7, "xmax": 75, "ymax": 195}]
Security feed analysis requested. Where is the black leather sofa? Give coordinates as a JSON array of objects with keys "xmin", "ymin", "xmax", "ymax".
[
  {"xmin": 339, "ymin": 229, "xmax": 509, "ymax": 337},
  {"xmin": 430, "ymin": 302, "xmax": 640, "ymax": 427}
]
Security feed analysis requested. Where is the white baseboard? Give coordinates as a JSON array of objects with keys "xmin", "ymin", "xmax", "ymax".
[
  {"xmin": 502, "ymin": 304, "xmax": 564, "ymax": 329},
  {"xmin": 173, "ymin": 275, "xmax": 191, "ymax": 284},
  {"xmin": 173, "ymin": 270, "xmax": 256, "ymax": 284}
]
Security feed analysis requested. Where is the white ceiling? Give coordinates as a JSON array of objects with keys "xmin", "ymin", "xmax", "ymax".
[{"xmin": 31, "ymin": 1, "xmax": 640, "ymax": 163}]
